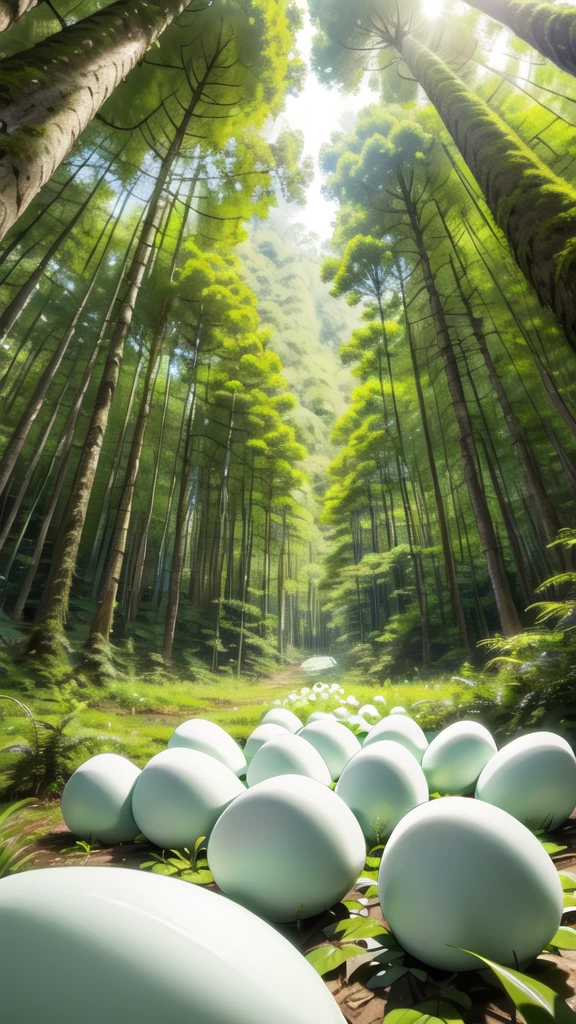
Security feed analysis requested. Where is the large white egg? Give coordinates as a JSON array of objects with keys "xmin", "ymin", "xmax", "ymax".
[
  {"xmin": 0, "ymin": 867, "xmax": 346, "ymax": 1023},
  {"xmin": 246, "ymin": 734, "xmax": 331, "ymax": 787},
  {"xmin": 358, "ymin": 704, "xmax": 380, "ymax": 721},
  {"xmin": 208, "ymin": 775, "xmax": 366, "ymax": 921},
  {"xmin": 363, "ymin": 715, "xmax": 428, "ymax": 762},
  {"xmin": 336, "ymin": 741, "xmax": 429, "ymax": 843},
  {"xmin": 332, "ymin": 706, "xmax": 351, "ymax": 721},
  {"xmin": 389, "ymin": 706, "xmax": 408, "ymax": 715},
  {"xmin": 61, "ymin": 753, "xmax": 140, "ymax": 845},
  {"xmin": 378, "ymin": 797, "xmax": 562, "ymax": 971},
  {"xmin": 260, "ymin": 708, "xmax": 302, "ymax": 733},
  {"xmin": 131, "ymin": 748, "xmax": 244, "ymax": 850},
  {"xmin": 422, "ymin": 721, "xmax": 497, "ymax": 795},
  {"xmin": 476, "ymin": 731, "xmax": 576, "ymax": 830},
  {"xmin": 168, "ymin": 718, "xmax": 246, "ymax": 777},
  {"xmin": 244, "ymin": 724, "xmax": 290, "ymax": 762},
  {"xmin": 298, "ymin": 720, "xmax": 361, "ymax": 780}
]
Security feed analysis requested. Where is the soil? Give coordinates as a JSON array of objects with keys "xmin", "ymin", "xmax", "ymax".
[{"xmin": 15, "ymin": 809, "xmax": 576, "ymax": 1023}]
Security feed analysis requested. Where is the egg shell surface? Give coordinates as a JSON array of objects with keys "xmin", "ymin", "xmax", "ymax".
[
  {"xmin": 246, "ymin": 733, "xmax": 331, "ymax": 787},
  {"xmin": 306, "ymin": 710, "xmax": 331, "ymax": 724},
  {"xmin": 389, "ymin": 706, "xmax": 408, "ymax": 715},
  {"xmin": 131, "ymin": 748, "xmax": 244, "ymax": 849},
  {"xmin": 0, "ymin": 866, "xmax": 346, "ymax": 1023},
  {"xmin": 358, "ymin": 704, "xmax": 380, "ymax": 721},
  {"xmin": 336, "ymin": 741, "xmax": 429, "ymax": 842},
  {"xmin": 363, "ymin": 715, "xmax": 428, "ymax": 762},
  {"xmin": 332, "ymin": 706, "xmax": 351, "ymax": 720},
  {"xmin": 260, "ymin": 708, "xmax": 302, "ymax": 733},
  {"xmin": 475, "ymin": 731, "xmax": 576, "ymax": 830},
  {"xmin": 378, "ymin": 797, "xmax": 563, "ymax": 971},
  {"xmin": 167, "ymin": 718, "xmax": 246, "ymax": 777},
  {"xmin": 60, "ymin": 753, "xmax": 140, "ymax": 844},
  {"xmin": 244, "ymin": 723, "xmax": 291, "ymax": 762},
  {"xmin": 298, "ymin": 720, "xmax": 361, "ymax": 780},
  {"xmin": 208, "ymin": 774, "xmax": 366, "ymax": 921},
  {"xmin": 422, "ymin": 721, "xmax": 497, "ymax": 795}
]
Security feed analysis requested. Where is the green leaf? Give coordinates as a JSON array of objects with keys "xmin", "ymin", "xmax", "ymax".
[
  {"xmin": 550, "ymin": 926, "xmax": 576, "ymax": 949},
  {"xmin": 333, "ymin": 915, "xmax": 391, "ymax": 941},
  {"xmin": 559, "ymin": 874, "xmax": 576, "ymax": 892},
  {"xmin": 540, "ymin": 842, "xmax": 567, "ymax": 856},
  {"xmin": 383, "ymin": 1001, "xmax": 465, "ymax": 1023},
  {"xmin": 305, "ymin": 943, "xmax": 367, "ymax": 977},
  {"xmin": 366, "ymin": 964, "xmax": 407, "ymax": 989},
  {"xmin": 462, "ymin": 950, "xmax": 576, "ymax": 1022}
]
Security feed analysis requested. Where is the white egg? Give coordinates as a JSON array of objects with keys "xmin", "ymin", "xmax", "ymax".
[
  {"xmin": 422, "ymin": 721, "xmax": 497, "ymax": 795},
  {"xmin": 131, "ymin": 748, "xmax": 244, "ymax": 850},
  {"xmin": 244, "ymin": 724, "xmax": 290, "ymax": 762},
  {"xmin": 363, "ymin": 715, "xmax": 428, "ymax": 762},
  {"xmin": 0, "ymin": 867, "xmax": 346, "ymax": 1023},
  {"xmin": 358, "ymin": 704, "xmax": 380, "ymax": 721},
  {"xmin": 374, "ymin": 695, "xmax": 386, "ymax": 705},
  {"xmin": 298, "ymin": 720, "xmax": 361, "ymax": 780},
  {"xmin": 476, "ymin": 731, "xmax": 576, "ymax": 830},
  {"xmin": 336, "ymin": 741, "xmax": 429, "ymax": 843},
  {"xmin": 332, "ymin": 706, "xmax": 351, "ymax": 721},
  {"xmin": 168, "ymin": 719, "xmax": 246, "ymax": 777},
  {"xmin": 306, "ymin": 710, "xmax": 331, "ymax": 724},
  {"xmin": 389, "ymin": 706, "xmax": 408, "ymax": 715},
  {"xmin": 378, "ymin": 797, "xmax": 562, "ymax": 971},
  {"xmin": 246, "ymin": 734, "xmax": 331, "ymax": 787},
  {"xmin": 61, "ymin": 753, "xmax": 140, "ymax": 845},
  {"xmin": 260, "ymin": 708, "xmax": 302, "ymax": 733},
  {"xmin": 208, "ymin": 775, "xmax": 366, "ymax": 921}
]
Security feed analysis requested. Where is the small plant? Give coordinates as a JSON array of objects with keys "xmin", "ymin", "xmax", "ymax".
[
  {"xmin": 0, "ymin": 800, "xmax": 36, "ymax": 878},
  {"xmin": 140, "ymin": 835, "xmax": 213, "ymax": 885}
]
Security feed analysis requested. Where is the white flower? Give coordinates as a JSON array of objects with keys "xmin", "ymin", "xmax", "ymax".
[
  {"xmin": 139, "ymin": 698, "xmax": 145, "ymax": 703},
  {"xmin": 321, "ymin": 692, "xmax": 329, "ymax": 701},
  {"xmin": 272, "ymin": 700, "xmax": 281, "ymax": 706},
  {"xmin": 132, "ymin": 692, "xmax": 138, "ymax": 697},
  {"xmin": 329, "ymin": 683, "xmax": 340, "ymax": 693},
  {"xmin": 308, "ymin": 693, "xmax": 316, "ymax": 702},
  {"xmin": 374, "ymin": 696, "xmax": 386, "ymax": 705},
  {"xmin": 300, "ymin": 687, "xmax": 310, "ymax": 696},
  {"xmin": 338, "ymin": 686, "xmax": 345, "ymax": 694},
  {"xmin": 347, "ymin": 696, "xmax": 360, "ymax": 707}
]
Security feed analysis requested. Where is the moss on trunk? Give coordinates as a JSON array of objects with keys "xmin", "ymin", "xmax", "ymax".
[{"xmin": 468, "ymin": 0, "xmax": 576, "ymax": 79}]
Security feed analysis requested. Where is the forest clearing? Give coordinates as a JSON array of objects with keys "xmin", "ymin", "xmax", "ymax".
[{"xmin": 1, "ymin": 0, "xmax": 576, "ymax": 1021}]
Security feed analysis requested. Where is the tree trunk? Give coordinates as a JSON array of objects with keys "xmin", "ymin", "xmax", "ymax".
[
  {"xmin": 0, "ymin": 286, "xmax": 54, "ymax": 395},
  {"xmin": 87, "ymin": 306, "xmax": 166, "ymax": 646},
  {"xmin": 0, "ymin": 0, "xmax": 190, "ymax": 239},
  {"xmin": 400, "ymin": 171, "xmax": 522, "ymax": 636},
  {"xmin": 467, "ymin": 0, "xmax": 576, "ymax": 80},
  {"xmin": 396, "ymin": 29, "xmax": 576, "ymax": 348}
]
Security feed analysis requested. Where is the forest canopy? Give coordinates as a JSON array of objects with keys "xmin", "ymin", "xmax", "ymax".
[{"xmin": 0, "ymin": 0, "xmax": 574, "ymax": 686}]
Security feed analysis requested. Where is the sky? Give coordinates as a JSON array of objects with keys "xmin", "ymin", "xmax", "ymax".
[{"xmin": 276, "ymin": 1, "xmax": 446, "ymax": 240}]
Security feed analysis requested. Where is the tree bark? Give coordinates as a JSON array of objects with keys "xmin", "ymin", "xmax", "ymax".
[
  {"xmin": 0, "ymin": 0, "xmax": 40, "ymax": 34},
  {"xmin": 467, "ymin": 0, "xmax": 576, "ymax": 80},
  {"xmin": 0, "ymin": 0, "xmax": 190, "ymax": 239}
]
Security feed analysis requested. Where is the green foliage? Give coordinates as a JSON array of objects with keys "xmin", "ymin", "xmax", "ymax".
[{"xmin": 0, "ymin": 800, "xmax": 37, "ymax": 878}]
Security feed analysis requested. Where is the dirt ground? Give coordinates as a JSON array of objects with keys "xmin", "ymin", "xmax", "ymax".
[{"xmin": 15, "ymin": 807, "xmax": 576, "ymax": 1024}]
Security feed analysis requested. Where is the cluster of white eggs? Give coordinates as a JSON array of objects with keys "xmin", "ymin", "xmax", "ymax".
[{"xmin": 56, "ymin": 700, "xmax": 576, "ymax": 982}]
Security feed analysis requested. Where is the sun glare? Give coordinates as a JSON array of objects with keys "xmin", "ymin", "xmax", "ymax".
[{"xmin": 423, "ymin": 0, "xmax": 444, "ymax": 16}]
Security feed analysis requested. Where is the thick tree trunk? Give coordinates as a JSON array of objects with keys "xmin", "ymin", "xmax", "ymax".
[
  {"xmin": 467, "ymin": 0, "xmax": 576, "ymax": 80},
  {"xmin": 0, "ymin": 0, "xmax": 40, "ymax": 34},
  {"xmin": 397, "ymin": 30, "xmax": 576, "ymax": 348},
  {"xmin": 400, "ymin": 173, "xmax": 522, "ymax": 636},
  {"xmin": 0, "ymin": 0, "xmax": 190, "ymax": 239}
]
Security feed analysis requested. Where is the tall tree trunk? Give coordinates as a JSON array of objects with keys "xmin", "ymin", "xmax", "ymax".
[
  {"xmin": 0, "ymin": 154, "xmax": 117, "ymax": 341},
  {"xmin": 400, "ymin": 170, "xmax": 522, "ymax": 635},
  {"xmin": 0, "ymin": 287, "xmax": 54, "ymax": 394},
  {"xmin": 127, "ymin": 359, "xmax": 172, "ymax": 622},
  {"xmin": 391, "ymin": 28, "xmax": 576, "ymax": 347},
  {"xmin": 87, "ymin": 305, "xmax": 167, "ymax": 646},
  {"xmin": 466, "ymin": 0, "xmax": 576, "ymax": 80},
  {"xmin": 0, "ymin": 0, "xmax": 191, "ymax": 239}
]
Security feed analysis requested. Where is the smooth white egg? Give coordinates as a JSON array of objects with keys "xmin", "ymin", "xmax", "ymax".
[
  {"xmin": 378, "ymin": 797, "xmax": 562, "ymax": 971},
  {"xmin": 476, "ymin": 731, "xmax": 576, "ymax": 830},
  {"xmin": 131, "ymin": 748, "xmax": 244, "ymax": 850},
  {"xmin": 358, "ymin": 704, "xmax": 380, "ymax": 721},
  {"xmin": 336, "ymin": 741, "xmax": 429, "ymax": 842},
  {"xmin": 244, "ymin": 724, "xmax": 290, "ymax": 762},
  {"xmin": 260, "ymin": 708, "xmax": 302, "ymax": 733},
  {"xmin": 306, "ymin": 710, "xmax": 331, "ymax": 724},
  {"xmin": 0, "ymin": 867, "xmax": 346, "ymax": 1023},
  {"xmin": 61, "ymin": 753, "xmax": 140, "ymax": 845},
  {"xmin": 389, "ymin": 706, "xmax": 408, "ymax": 715},
  {"xmin": 363, "ymin": 715, "xmax": 428, "ymax": 762},
  {"xmin": 246, "ymin": 734, "xmax": 331, "ymax": 787},
  {"xmin": 168, "ymin": 719, "xmax": 246, "ymax": 777},
  {"xmin": 298, "ymin": 720, "xmax": 361, "ymax": 780},
  {"xmin": 422, "ymin": 721, "xmax": 497, "ymax": 795},
  {"xmin": 332, "ymin": 706, "xmax": 351, "ymax": 720},
  {"xmin": 208, "ymin": 775, "xmax": 366, "ymax": 922}
]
